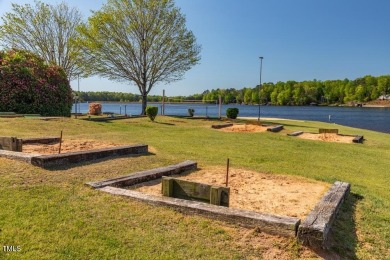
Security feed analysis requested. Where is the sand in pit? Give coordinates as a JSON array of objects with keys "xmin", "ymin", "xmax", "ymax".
[
  {"xmin": 131, "ymin": 167, "xmax": 330, "ymax": 219},
  {"xmin": 22, "ymin": 139, "xmax": 119, "ymax": 154},
  {"xmin": 298, "ymin": 133, "xmax": 355, "ymax": 143},
  {"xmin": 218, "ymin": 124, "xmax": 270, "ymax": 133}
]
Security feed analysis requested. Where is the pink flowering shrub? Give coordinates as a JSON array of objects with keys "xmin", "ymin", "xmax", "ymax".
[{"xmin": 0, "ymin": 49, "xmax": 72, "ymax": 116}]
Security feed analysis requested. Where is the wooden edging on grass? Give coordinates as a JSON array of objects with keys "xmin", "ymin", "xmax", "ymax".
[
  {"xmin": 319, "ymin": 128, "xmax": 339, "ymax": 134},
  {"xmin": 0, "ymin": 150, "xmax": 40, "ymax": 163},
  {"xmin": 267, "ymin": 125, "xmax": 284, "ymax": 132},
  {"xmin": 21, "ymin": 137, "xmax": 61, "ymax": 144},
  {"xmin": 353, "ymin": 135, "xmax": 364, "ymax": 143},
  {"xmin": 211, "ymin": 123, "xmax": 233, "ymax": 129},
  {"xmin": 98, "ymin": 186, "xmax": 301, "ymax": 238},
  {"xmin": 287, "ymin": 131, "xmax": 304, "ymax": 136},
  {"xmin": 86, "ymin": 160, "xmax": 301, "ymax": 237},
  {"xmin": 31, "ymin": 144, "xmax": 148, "ymax": 168},
  {"xmin": 297, "ymin": 181, "xmax": 350, "ymax": 248},
  {"xmin": 86, "ymin": 160, "xmax": 197, "ymax": 189}
]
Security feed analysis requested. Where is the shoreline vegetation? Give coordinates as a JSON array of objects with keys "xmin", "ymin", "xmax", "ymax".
[
  {"xmin": 74, "ymin": 74, "xmax": 390, "ymax": 107},
  {"xmin": 75, "ymin": 98, "xmax": 390, "ymax": 107},
  {"xmin": 0, "ymin": 116, "xmax": 389, "ymax": 258}
]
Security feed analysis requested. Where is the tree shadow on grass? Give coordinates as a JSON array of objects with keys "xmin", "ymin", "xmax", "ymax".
[{"xmin": 309, "ymin": 193, "xmax": 363, "ymax": 259}]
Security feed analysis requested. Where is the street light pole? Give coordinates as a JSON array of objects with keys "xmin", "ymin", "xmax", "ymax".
[{"xmin": 258, "ymin": 56, "xmax": 264, "ymax": 121}]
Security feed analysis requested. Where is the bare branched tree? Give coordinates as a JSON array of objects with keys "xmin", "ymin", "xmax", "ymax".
[
  {"xmin": 75, "ymin": 0, "xmax": 201, "ymax": 114},
  {"xmin": 0, "ymin": 1, "xmax": 83, "ymax": 80}
]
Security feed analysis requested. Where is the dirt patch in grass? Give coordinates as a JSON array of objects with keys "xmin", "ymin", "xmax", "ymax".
[
  {"xmin": 298, "ymin": 133, "xmax": 355, "ymax": 143},
  {"xmin": 22, "ymin": 139, "xmax": 119, "ymax": 155},
  {"xmin": 131, "ymin": 166, "xmax": 330, "ymax": 219},
  {"xmin": 218, "ymin": 123, "xmax": 270, "ymax": 133}
]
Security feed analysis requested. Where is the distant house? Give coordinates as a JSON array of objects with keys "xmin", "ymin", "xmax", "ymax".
[{"xmin": 378, "ymin": 95, "xmax": 390, "ymax": 100}]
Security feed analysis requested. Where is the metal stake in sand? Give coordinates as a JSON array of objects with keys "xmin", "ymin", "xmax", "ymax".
[
  {"xmin": 58, "ymin": 130, "xmax": 63, "ymax": 154},
  {"xmin": 226, "ymin": 158, "xmax": 230, "ymax": 187}
]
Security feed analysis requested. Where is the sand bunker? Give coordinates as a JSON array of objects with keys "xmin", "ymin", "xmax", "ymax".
[
  {"xmin": 131, "ymin": 167, "xmax": 329, "ymax": 219},
  {"xmin": 22, "ymin": 139, "xmax": 118, "ymax": 154},
  {"xmin": 218, "ymin": 124, "xmax": 270, "ymax": 133},
  {"xmin": 298, "ymin": 133, "xmax": 355, "ymax": 143}
]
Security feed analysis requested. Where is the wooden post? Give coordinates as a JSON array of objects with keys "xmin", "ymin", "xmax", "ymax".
[
  {"xmin": 58, "ymin": 130, "xmax": 63, "ymax": 154},
  {"xmin": 226, "ymin": 158, "xmax": 230, "ymax": 187},
  {"xmin": 162, "ymin": 177, "xmax": 173, "ymax": 197},
  {"xmin": 218, "ymin": 95, "xmax": 222, "ymax": 119},
  {"xmin": 162, "ymin": 89, "xmax": 165, "ymax": 115},
  {"xmin": 210, "ymin": 186, "xmax": 221, "ymax": 205}
]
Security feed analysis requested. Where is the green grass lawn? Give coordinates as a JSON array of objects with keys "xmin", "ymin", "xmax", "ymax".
[{"xmin": 0, "ymin": 116, "xmax": 389, "ymax": 259}]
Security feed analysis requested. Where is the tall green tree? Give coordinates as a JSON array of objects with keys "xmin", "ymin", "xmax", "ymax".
[
  {"xmin": 75, "ymin": 0, "xmax": 201, "ymax": 114},
  {"xmin": 0, "ymin": 1, "xmax": 83, "ymax": 80}
]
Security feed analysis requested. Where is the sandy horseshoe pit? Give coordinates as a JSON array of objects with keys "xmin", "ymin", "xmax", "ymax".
[
  {"xmin": 297, "ymin": 133, "xmax": 356, "ymax": 143},
  {"xmin": 22, "ymin": 139, "xmax": 119, "ymax": 154},
  {"xmin": 214, "ymin": 123, "xmax": 273, "ymax": 133},
  {"xmin": 130, "ymin": 166, "xmax": 330, "ymax": 219}
]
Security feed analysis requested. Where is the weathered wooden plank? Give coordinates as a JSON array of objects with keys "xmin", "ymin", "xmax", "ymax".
[
  {"xmin": 353, "ymin": 135, "xmax": 364, "ymax": 143},
  {"xmin": 162, "ymin": 177, "xmax": 230, "ymax": 206},
  {"xmin": 31, "ymin": 144, "xmax": 148, "ymax": 168},
  {"xmin": 21, "ymin": 137, "xmax": 61, "ymax": 144},
  {"xmin": 0, "ymin": 150, "xmax": 40, "ymax": 163},
  {"xmin": 87, "ymin": 160, "xmax": 197, "ymax": 188},
  {"xmin": 99, "ymin": 186, "xmax": 300, "ymax": 238},
  {"xmin": 171, "ymin": 178, "xmax": 211, "ymax": 201},
  {"xmin": 162, "ymin": 177, "xmax": 173, "ymax": 197},
  {"xmin": 298, "ymin": 181, "xmax": 350, "ymax": 248},
  {"xmin": 211, "ymin": 123, "xmax": 233, "ymax": 129},
  {"xmin": 0, "ymin": 137, "xmax": 22, "ymax": 152},
  {"xmin": 287, "ymin": 131, "xmax": 304, "ymax": 136},
  {"xmin": 319, "ymin": 129, "xmax": 339, "ymax": 134},
  {"xmin": 210, "ymin": 186, "xmax": 230, "ymax": 206},
  {"xmin": 267, "ymin": 125, "xmax": 284, "ymax": 132}
]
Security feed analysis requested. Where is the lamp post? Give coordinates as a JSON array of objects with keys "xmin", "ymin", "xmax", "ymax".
[{"xmin": 258, "ymin": 56, "xmax": 264, "ymax": 121}]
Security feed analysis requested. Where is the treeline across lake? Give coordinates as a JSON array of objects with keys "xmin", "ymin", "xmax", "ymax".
[
  {"xmin": 77, "ymin": 74, "xmax": 390, "ymax": 105},
  {"xmin": 203, "ymin": 75, "xmax": 390, "ymax": 105}
]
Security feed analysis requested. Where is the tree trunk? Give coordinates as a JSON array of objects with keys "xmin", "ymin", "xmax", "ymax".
[{"xmin": 141, "ymin": 94, "xmax": 147, "ymax": 115}]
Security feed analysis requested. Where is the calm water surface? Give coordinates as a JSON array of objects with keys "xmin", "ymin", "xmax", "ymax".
[{"xmin": 73, "ymin": 102, "xmax": 390, "ymax": 133}]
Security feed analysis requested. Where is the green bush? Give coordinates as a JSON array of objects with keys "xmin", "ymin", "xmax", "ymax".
[
  {"xmin": 188, "ymin": 108, "xmax": 195, "ymax": 117},
  {"xmin": 0, "ymin": 49, "xmax": 72, "ymax": 116},
  {"xmin": 145, "ymin": 106, "xmax": 158, "ymax": 121},
  {"xmin": 226, "ymin": 108, "xmax": 239, "ymax": 119}
]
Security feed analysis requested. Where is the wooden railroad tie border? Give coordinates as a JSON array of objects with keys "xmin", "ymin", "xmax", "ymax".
[
  {"xmin": 267, "ymin": 125, "xmax": 284, "ymax": 132},
  {"xmin": 87, "ymin": 162, "xmax": 350, "ymax": 241},
  {"xmin": 353, "ymin": 135, "xmax": 364, "ymax": 143},
  {"xmin": 86, "ymin": 160, "xmax": 197, "ymax": 189},
  {"xmin": 98, "ymin": 186, "xmax": 300, "ymax": 238},
  {"xmin": 319, "ymin": 128, "xmax": 339, "ymax": 134},
  {"xmin": 162, "ymin": 176, "xmax": 230, "ymax": 206},
  {"xmin": 211, "ymin": 123, "xmax": 233, "ymax": 129},
  {"xmin": 0, "ymin": 144, "xmax": 148, "ymax": 168},
  {"xmin": 287, "ymin": 131, "xmax": 304, "ymax": 136},
  {"xmin": 21, "ymin": 137, "xmax": 61, "ymax": 144},
  {"xmin": 0, "ymin": 137, "xmax": 22, "ymax": 152},
  {"xmin": 31, "ymin": 144, "xmax": 148, "ymax": 168},
  {"xmin": 297, "ymin": 181, "xmax": 350, "ymax": 248}
]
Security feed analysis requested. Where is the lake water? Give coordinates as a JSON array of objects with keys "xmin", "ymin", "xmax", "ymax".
[{"xmin": 73, "ymin": 102, "xmax": 390, "ymax": 133}]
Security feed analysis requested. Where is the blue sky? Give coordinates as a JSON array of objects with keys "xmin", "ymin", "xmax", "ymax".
[{"xmin": 1, "ymin": 0, "xmax": 390, "ymax": 96}]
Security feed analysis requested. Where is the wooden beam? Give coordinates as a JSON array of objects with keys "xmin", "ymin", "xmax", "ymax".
[
  {"xmin": 87, "ymin": 160, "xmax": 197, "ymax": 188},
  {"xmin": 162, "ymin": 177, "xmax": 230, "ymax": 207},
  {"xmin": 287, "ymin": 131, "xmax": 304, "ymax": 136},
  {"xmin": 353, "ymin": 135, "xmax": 364, "ymax": 143},
  {"xmin": 298, "ymin": 181, "xmax": 350, "ymax": 248},
  {"xmin": 319, "ymin": 129, "xmax": 338, "ymax": 134},
  {"xmin": 267, "ymin": 125, "xmax": 284, "ymax": 132}
]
